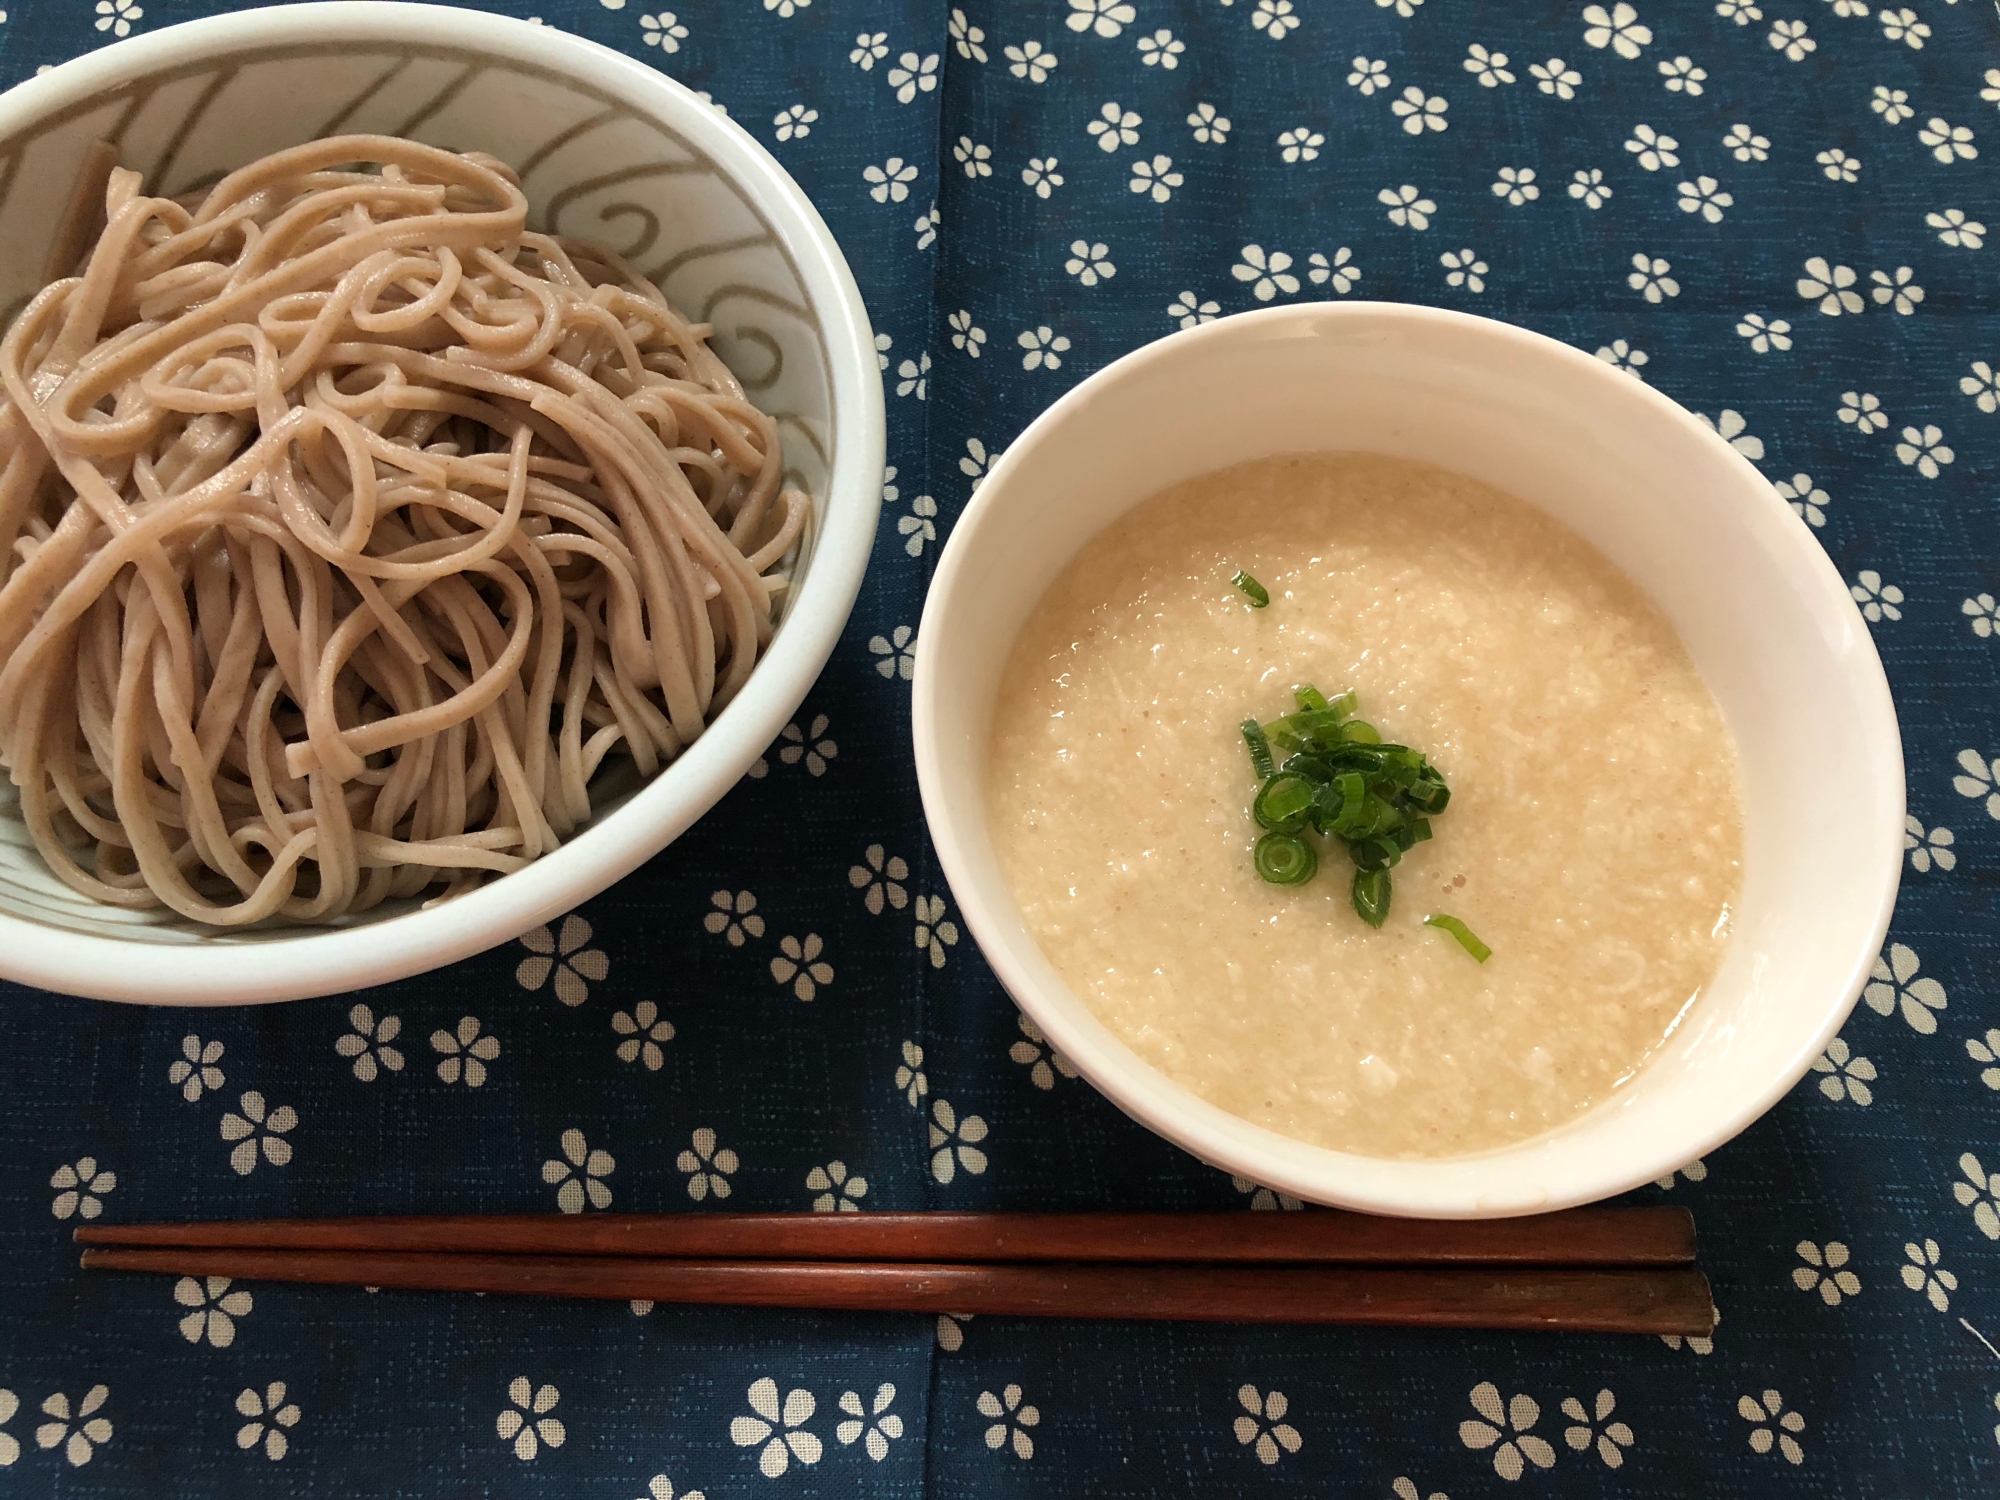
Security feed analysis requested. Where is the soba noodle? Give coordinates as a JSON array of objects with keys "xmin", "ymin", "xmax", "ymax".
[{"xmin": 0, "ymin": 135, "xmax": 809, "ymax": 925}]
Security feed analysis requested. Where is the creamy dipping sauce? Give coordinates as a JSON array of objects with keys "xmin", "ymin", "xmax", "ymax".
[{"xmin": 987, "ymin": 453, "xmax": 1743, "ymax": 1158}]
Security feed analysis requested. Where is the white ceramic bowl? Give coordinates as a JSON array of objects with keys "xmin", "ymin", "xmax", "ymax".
[
  {"xmin": 914, "ymin": 303, "xmax": 1903, "ymax": 1218},
  {"xmin": 0, "ymin": 3, "xmax": 882, "ymax": 1004}
]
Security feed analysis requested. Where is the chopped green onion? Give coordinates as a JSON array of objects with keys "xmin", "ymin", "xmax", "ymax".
[
  {"xmin": 1255, "ymin": 832, "xmax": 1318, "ymax": 885},
  {"xmin": 1233, "ymin": 570, "xmax": 1270, "ymax": 608},
  {"xmin": 1352, "ymin": 868, "xmax": 1392, "ymax": 927},
  {"xmin": 1425, "ymin": 913, "xmax": 1492, "ymax": 962},
  {"xmin": 1240, "ymin": 719, "xmax": 1275, "ymax": 780},
  {"xmin": 1253, "ymin": 772, "xmax": 1318, "ymax": 833},
  {"xmin": 1340, "ymin": 719, "xmax": 1382, "ymax": 745},
  {"xmin": 1295, "ymin": 683, "xmax": 1330, "ymax": 713}
]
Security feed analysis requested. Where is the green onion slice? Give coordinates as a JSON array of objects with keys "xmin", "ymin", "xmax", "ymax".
[
  {"xmin": 1253, "ymin": 772, "xmax": 1317, "ymax": 833},
  {"xmin": 1295, "ymin": 683, "xmax": 1330, "ymax": 713},
  {"xmin": 1255, "ymin": 832, "xmax": 1318, "ymax": 885},
  {"xmin": 1240, "ymin": 719, "xmax": 1275, "ymax": 780},
  {"xmin": 1233, "ymin": 570, "xmax": 1270, "ymax": 608},
  {"xmin": 1425, "ymin": 913, "xmax": 1492, "ymax": 962},
  {"xmin": 1340, "ymin": 719, "xmax": 1382, "ymax": 745},
  {"xmin": 1352, "ymin": 868, "xmax": 1392, "ymax": 927}
]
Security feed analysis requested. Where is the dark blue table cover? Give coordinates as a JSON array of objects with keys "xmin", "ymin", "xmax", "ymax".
[{"xmin": 4, "ymin": 0, "xmax": 2000, "ymax": 1493}]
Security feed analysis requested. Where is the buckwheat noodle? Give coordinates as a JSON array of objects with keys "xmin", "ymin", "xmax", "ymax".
[{"xmin": 0, "ymin": 135, "xmax": 809, "ymax": 925}]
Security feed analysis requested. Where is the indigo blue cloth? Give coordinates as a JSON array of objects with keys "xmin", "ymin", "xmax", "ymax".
[{"xmin": 4, "ymin": 0, "xmax": 2000, "ymax": 1493}]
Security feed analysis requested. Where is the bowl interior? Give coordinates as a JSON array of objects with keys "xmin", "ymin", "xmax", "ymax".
[
  {"xmin": 0, "ymin": 12, "xmax": 848, "ymax": 955},
  {"xmin": 917, "ymin": 304, "xmax": 1902, "ymax": 1215}
]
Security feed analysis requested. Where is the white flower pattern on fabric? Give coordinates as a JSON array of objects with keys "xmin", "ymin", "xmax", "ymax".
[
  {"xmin": 1967, "ymin": 1030, "xmax": 2000, "ymax": 1089},
  {"xmin": 914, "ymin": 894, "xmax": 959, "ymax": 966},
  {"xmin": 1459, "ymin": 1382, "xmax": 1556, "ymax": 1480},
  {"xmin": 1233, "ymin": 245, "xmax": 1299, "ymax": 300},
  {"xmin": 1677, "ymin": 176, "xmax": 1732, "ymax": 221},
  {"xmin": 807, "ymin": 1160, "xmax": 867, "ymax": 1212},
  {"xmin": 334, "ymin": 1004, "xmax": 404, "ymax": 1082},
  {"xmin": 1775, "ymin": 473, "xmax": 1830, "ymax": 527},
  {"xmin": 1737, "ymin": 313, "xmax": 1792, "ymax": 352},
  {"xmin": 1233, "ymin": 1385, "xmax": 1303, "ymax": 1464},
  {"xmin": 1918, "ymin": 117, "xmax": 1976, "ymax": 163},
  {"xmin": 1768, "ymin": 19, "xmax": 1815, "ymax": 60},
  {"xmin": 1137, "ymin": 29, "xmax": 1183, "ymax": 68},
  {"xmin": 1626, "ymin": 123, "xmax": 1679, "ymax": 169},
  {"xmin": 1017, "ymin": 327, "xmax": 1069, "ymax": 371},
  {"xmin": 1376, "ymin": 0, "xmax": 1423, "ymax": 15},
  {"xmin": 517, "ymin": 915, "xmax": 609, "ymax": 1004},
  {"xmin": 432, "ymin": 1016, "xmax": 499, "ymax": 1087},
  {"xmin": 639, "ymin": 12, "xmax": 687, "ymax": 51},
  {"xmin": 1250, "ymin": 0, "xmax": 1300, "ymax": 40},
  {"xmin": 777, "ymin": 715, "xmax": 837, "ymax": 774},
  {"xmin": 895, "ymin": 1040, "xmax": 929, "ymax": 1107},
  {"xmin": 886, "ymin": 53, "xmax": 938, "ymax": 104},
  {"xmin": 1348, "ymin": 56, "xmax": 1391, "ymax": 95},
  {"xmin": 1817, "ymin": 148, "xmax": 1860, "ymax": 182},
  {"xmin": 948, "ymin": 309, "xmax": 985, "ymax": 358},
  {"xmin": 978, "ymin": 1384, "xmax": 1039, "ymax": 1459},
  {"xmin": 960, "ymin": 438, "xmax": 998, "ymax": 491},
  {"xmin": 849, "ymin": 31, "xmax": 887, "ymax": 68},
  {"xmin": 1066, "ymin": 239, "xmax": 1116, "ymax": 285},
  {"xmin": 952, "ymin": 137, "xmax": 993, "ymax": 179},
  {"xmin": 496, "ymin": 1378, "xmax": 564, "ymax": 1461},
  {"xmin": 1840, "ymin": 391, "xmax": 1889, "ymax": 430},
  {"xmin": 1531, "ymin": 58, "xmax": 1583, "ymax": 99},
  {"xmin": 0, "ymin": 1388, "xmax": 20, "ymax": 1467},
  {"xmin": 1595, "ymin": 339, "xmax": 1647, "ymax": 374},
  {"xmin": 864, "ymin": 158, "xmax": 920, "ymax": 203},
  {"xmin": 542, "ymin": 1128, "xmax": 614, "ymax": 1212},
  {"xmin": 896, "ymin": 351, "xmax": 929, "ymax": 399},
  {"xmin": 1390, "ymin": 87, "xmax": 1449, "ymax": 134},
  {"xmin": 1022, "ymin": 156, "xmax": 1064, "ymax": 197},
  {"xmin": 1965, "ymin": 594, "xmax": 2000, "ymax": 638},
  {"xmin": 1379, "ymin": 184, "xmax": 1436, "ymax": 229},
  {"xmin": 1811, "ymin": 1038, "xmax": 1876, "ymax": 1104},
  {"xmin": 1739, "ymin": 1390, "xmax": 1805, "ymax": 1463},
  {"xmin": 705, "ymin": 889, "xmax": 765, "ymax": 946},
  {"xmin": 1005, "ymin": 40, "xmax": 1057, "ymax": 82},
  {"xmin": 936, "ymin": 1312, "xmax": 972, "ymax": 1350},
  {"xmin": 1583, "ymin": 5, "xmax": 1651, "ymax": 59},
  {"xmin": 1308, "ymin": 248, "xmax": 1360, "ymax": 292},
  {"xmin": 915, "ymin": 203, "xmax": 940, "ymax": 249},
  {"xmin": 1130, "ymin": 154, "xmax": 1182, "ymax": 199},
  {"xmin": 1956, "ymin": 749, "xmax": 2000, "ymax": 819},
  {"xmin": 1865, "ymin": 942, "xmax": 1948, "ymax": 1029},
  {"xmin": 1799, "ymin": 256, "xmax": 1863, "ymax": 314},
  {"xmin": 1929, "ymin": 208, "xmax": 1985, "ymax": 248},
  {"xmin": 1391, "ymin": 1480, "xmax": 1448, "ymax": 1500},
  {"xmin": 1793, "ymin": 1241, "xmax": 1861, "ymax": 1303},
  {"xmin": 36, "ymin": 1386, "xmax": 112, "ymax": 1467},
  {"xmin": 771, "ymin": 934, "xmax": 833, "ymax": 1000},
  {"xmin": 677, "ymin": 1127, "xmax": 739, "ymax": 1201},
  {"xmin": 1880, "ymin": 8, "xmax": 1928, "ymax": 46},
  {"xmin": 771, "ymin": 104, "xmax": 815, "ymax": 142},
  {"xmin": 761, "ymin": 0, "xmax": 808, "ymax": 18},
  {"xmin": 1627, "ymin": 253, "xmax": 1679, "ymax": 302},
  {"xmin": 1067, "ymin": 0, "xmax": 1135, "ymax": 39},
  {"xmin": 1954, "ymin": 1152, "xmax": 2000, "ymax": 1238},
  {"xmin": 93, "ymin": 0, "xmax": 140, "ymax": 38},
  {"xmin": 1189, "ymin": 102, "xmax": 1232, "ymax": 141},
  {"xmin": 1963, "ymin": 362, "xmax": 2000, "ymax": 412},
  {"xmin": 169, "ymin": 1035, "xmax": 225, "ymax": 1101},
  {"xmin": 1871, "ymin": 265, "xmax": 1923, "ymax": 314},
  {"xmin": 235, "ymin": 1382, "xmax": 300, "ymax": 1461},
  {"xmin": 175, "ymin": 1276, "xmax": 253, "ymax": 1346},
  {"xmin": 949, "ymin": 7, "xmax": 985, "ymax": 62},
  {"xmin": 870, "ymin": 625, "xmax": 918, "ymax": 680},
  {"xmin": 1901, "ymin": 1238, "xmax": 1958, "ymax": 1309},
  {"xmin": 1277, "ymin": 129, "xmax": 1322, "ymax": 164},
  {"xmin": 1465, "ymin": 44, "xmax": 1514, "ymax": 86},
  {"xmin": 1716, "ymin": 0, "xmax": 1762, "ymax": 25},
  {"xmin": 1896, "ymin": 424, "xmax": 1953, "ymax": 476},
  {"xmin": 930, "ymin": 1100, "xmax": 989, "ymax": 1182},
  {"xmin": 1493, "ymin": 166, "xmax": 1539, "ymax": 204},
  {"xmin": 1441, "ymin": 248, "xmax": 1488, "ymax": 292},
  {"xmin": 1872, "ymin": 85, "xmax": 1913, "ymax": 124},
  {"xmin": 1169, "ymin": 290, "xmax": 1222, "ymax": 327},
  {"xmin": 1570, "ymin": 168, "xmax": 1613, "ymax": 207},
  {"xmin": 850, "ymin": 846, "xmax": 910, "ymax": 914},
  {"xmin": 731, "ymin": 1378, "xmax": 821, "ymax": 1476},
  {"xmin": 636, "ymin": 1475, "xmax": 702, "ymax": 1500},
  {"xmin": 836, "ymin": 1384, "xmax": 902, "ymax": 1459},
  {"xmin": 1087, "ymin": 102, "xmax": 1142, "ymax": 151},
  {"xmin": 1232, "ymin": 1174, "xmax": 1304, "ymax": 1210},
  {"xmin": 611, "ymin": 1002, "xmax": 674, "ymax": 1070},
  {"xmin": 220, "ymin": 1093, "xmax": 296, "ymax": 1175},
  {"xmin": 1725, "ymin": 122, "xmax": 1771, "ymax": 160},
  {"xmin": 1904, "ymin": 814, "xmax": 1953, "ymax": 868},
  {"xmin": 1659, "ymin": 56, "xmax": 1707, "ymax": 95},
  {"xmin": 1697, "ymin": 408, "xmax": 1764, "ymax": 457},
  {"xmin": 1561, "ymin": 1389, "xmax": 1634, "ymax": 1467},
  {"xmin": 1008, "ymin": 1012, "xmax": 1079, "ymax": 1089},
  {"xmin": 1655, "ymin": 1156, "xmax": 1708, "ymax": 1189}
]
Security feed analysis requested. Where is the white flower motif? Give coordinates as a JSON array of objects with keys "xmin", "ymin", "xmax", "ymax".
[
  {"xmin": 914, "ymin": 893, "xmax": 960, "ymax": 966},
  {"xmin": 1277, "ymin": 129, "xmax": 1323, "ymax": 164},
  {"xmin": 1251, "ymin": 0, "xmax": 1301, "ymax": 38},
  {"xmin": 1799, "ymin": 256, "xmax": 1863, "ymax": 314},
  {"xmin": 1655, "ymin": 1156, "xmax": 1708, "ymax": 1189},
  {"xmin": 731, "ymin": 1379, "xmax": 821, "ymax": 1477},
  {"xmin": 1465, "ymin": 44, "xmax": 1514, "ymax": 85},
  {"xmin": 432, "ymin": 1016, "xmax": 499, "ymax": 1087},
  {"xmin": 935, "ymin": 1312, "xmax": 974, "ymax": 1349},
  {"xmin": 1716, "ymin": 0, "xmax": 1762, "ymax": 23},
  {"xmin": 1459, "ymin": 1382, "xmax": 1556, "ymax": 1480},
  {"xmin": 1987, "ymin": 66, "xmax": 2000, "ymax": 106},
  {"xmin": 1966, "ymin": 1029, "xmax": 2000, "ymax": 1088},
  {"xmin": 1901, "ymin": 1237, "xmax": 1958, "ymax": 1309},
  {"xmin": 1724, "ymin": 123, "xmax": 1771, "ymax": 162},
  {"xmin": 1929, "ymin": 208, "xmax": 1985, "ymax": 248},
  {"xmin": 1865, "ymin": 942, "xmax": 1948, "ymax": 1030},
  {"xmin": 1768, "ymin": 18, "xmax": 1816, "ymax": 59},
  {"xmin": 517, "ymin": 915, "xmax": 608, "ymax": 1004},
  {"xmin": 334, "ymin": 1003, "xmax": 404, "ymax": 1082},
  {"xmin": 1348, "ymin": 56, "xmax": 1392, "ymax": 95},
  {"xmin": 93, "ymin": 0, "xmax": 141, "ymax": 37},
  {"xmin": 1130, "ymin": 153, "xmax": 1183, "ymax": 200},
  {"xmin": 1659, "ymin": 55, "xmax": 1706, "ymax": 94},
  {"xmin": 36, "ymin": 1386, "xmax": 112, "ymax": 1467},
  {"xmin": 1441, "ymin": 248, "xmax": 1488, "ymax": 293},
  {"xmin": 1530, "ymin": 57, "xmax": 1583, "ymax": 97},
  {"xmin": 1380, "ymin": 183, "xmax": 1437, "ymax": 229},
  {"xmin": 849, "ymin": 845, "xmax": 910, "ymax": 913},
  {"xmin": 808, "ymin": 1160, "xmax": 868, "ymax": 1212},
  {"xmin": 175, "ymin": 1276, "xmax": 253, "ymax": 1346},
  {"xmin": 1137, "ymin": 28, "xmax": 1184, "ymax": 66},
  {"xmin": 1169, "ymin": 290, "xmax": 1222, "ymax": 327},
  {"xmin": 762, "ymin": 0, "xmax": 808, "ymax": 17},
  {"xmin": 611, "ymin": 1001, "xmax": 674, "ymax": 1070},
  {"xmin": 1376, "ymin": 0, "xmax": 1423, "ymax": 14},
  {"xmin": 896, "ymin": 351, "xmax": 930, "ymax": 399},
  {"xmin": 1660, "ymin": 1306, "xmax": 1717, "ymax": 1353},
  {"xmin": 1841, "ymin": 390, "xmax": 1889, "ymax": 430},
  {"xmin": 960, "ymin": 437, "xmax": 998, "ymax": 490},
  {"xmin": 771, "ymin": 933, "xmax": 833, "ymax": 1000},
  {"xmin": 870, "ymin": 624, "xmax": 918, "ymax": 680},
  {"xmin": 542, "ymin": 1128, "xmax": 613, "ymax": 1212},
  {"xmin": 777, "ymin": 714, "xmax": 837, "ymax": 774},
  {"xmin": 168, "ymin": 1035, "xmax": 225, "ymax": 1102},
  {"xmin": 1919, "ymin": 116, "xmax": 1977, "ymax": 163},
  {"xmin": 1067, "ymin": 0, "xmax": 1136, "ymax": 38},
  {"xmin": 1963, "ymin": 361, "xmax": 2000, "ymax": 412},
  {"xmin": 1233, "ymin": 245, "xmax": 1299, "ymax": 301},
  {"xmin": 1309, "ymin": 247, "xmax": 1361, "ymax": 293},
  {"xmin": 1008, "ymin": 1012, "xmax": 1079, "ymax": 1089},
  {"xmin": 1737, "ymin": 313, "xmax": 1793, "ymax": 352},
  {"xmin": 497, "ymin": 1378, "xmax": 564, "ymax": 1462},
  {"xmin": 1697, "ymin": 408, "xmax": 1764, "ymax": 458},
  {"xmin": 1677, "ymin": 176, "xmax": 1732, "ymax": 222},
  {"xmin": 978, "ymin": 1384, "xmax": 1039, "ymax": 1459},
  {"xmin": 1189, "ymin": 101, "xmax": 1233, "ymax": 141},
  {"xmin": 1088, "ymin": 102, "xmax": 1142, "ymax": 151},
  {"xmin": 949, "ymin": 7, "xmax": 987, "ymax": 61},
  {"xmin": 1022, "ymin": 156, "xmax": 1064, "ymax": 197},
  {"xmin": 1595, "ymin": 338, "xmax": 1647, "ymax": 374},
  {"xmin": 1065, "ymin": 239, "xmax": 1117, "ymax": 287},
  {"xmin": 930, "ymin": 1099, "xmax": 989, "ymax": 1182},
  {"xmin": 915, "ymin": 200, "xmax": 939, "ymax": 247},
  {"xmin": 1561, "ymin": 1389, "xmax": 1634, "ymax": 1467},
  {"xmin": 947, "ymin": 309, "xmax": 986, "ymax": 360},
  {"xmin": 1391, "ymin": 1481, "xmax": 1448, "ymax": 1500},
  {"xmin": 704, "ymin": 889, "xmax": 765, "ymax": 946},
  {"xmin": 953, "ymin": 136, "xmax": 993, "ymax": 180},
  {"xmin": 895, "ymin": 1040, "xmax": 929, "ymax": 1107},
  {"xmin": 1583, "ymin": 4, "xmax": 1652, "ymax": 58},
  {"xmin": 1006, "ymin": 40, "xmax": 1058, "ymax": 82},
  {"xmin": 1871, "ymin": 265, "xmax": 1923, "ymax": 314},
  {"xmin": 849, "ymin": 29, "xmax": 887, "ymax": 67},
  {"xmin": 1810, "ymin": 1038, "xmax": 1877, "ymax": 1104},
  {"xmin": 1626, "ymin": 124, "xmax": 1679, "ymax": 170},
  {"xmin": 219, "ymin": 1092, "xmax": 296, "ymax": 1175},
  {"xmin": 1774, "ymin": 472, "xmax": 1830, "ymax": 527},
  {"xmin": 0, "ymin": 1390, "xmax": 19, "ymax": 1468},
  {"xmin": 1628, "ymin": 253, "xmax": 1679, "ymax": 303},
  {"xmin": 771, "ymin": 104, "xmax": 816, "ymax": 142},
  {"xmin": 1896, "ymin": 423, "xmax": 1953, "ymax": 476},
  {"xmin": 1954, "ymin": 1152, "xmax": 2000, "ymax": 1238},
  {"xmin": 1827, "ymin": 0, "xmax": 1870, "ymax": 14},
  {"xmin": 1739, "ymin": 1390, "xmax": 1805, "ymax": 1463},
  {"xmin": 1966, "ymin": 593, "xmax": 2000, "ymax": 637},
  {"xmin": 1233, "ymin": 1385, "xmax": 1303, "ymax": 1464},
  {"xmin": 1879, "ymin": 7, "xmax": 1929, "ymax": 47},
  {"xmin": 676, "ymin": 1126, "xmax": 739, "ymax": 1202},
  {"xmin": 1816, "ymin": 147, "xmax": 1860, "ymax": 182},
  {"xmin": 1493, "ymin": 166, "xmax": 1539, "ymax": 204},
  {"xmin": 1872, "ymin": 85, "xmax": 1914, "ymax": 124},
  {"xmin": 886, "ymin": 52, "xmax": 939, "ymax": 104},
  {"xmin": 1391, "ymin": 86, "xmax": 1449, "ymax": 134},
  {"xmin": 1569, "ymin": 167, "xmax": 1613, "ymax": 207},
  {"xmin": 875, "ymin": 331, "xmax": 893, "ymax": 372},
  {"xmin": 1851, "ymin": 570, "xmax": 1904, "ymax": 621},
  {"xmin": 1905, "ymin": 814, "xmax": 1954, "ymax": 868},
  {"xmin": 635, "ymin": 1474, "xmax": 703, "ymax": 1500},
  {"xmin": 836, "ymin": 1384, "xmax": 902, "ymax": 1459},
  {"xmin": 1232, "ymin": 1174, "xmax": 1304, "ymax": 1210},
  {"xmin": 864, "ymin": 157, "xmax": 920, "ymax": 203},
  {"xmin": 1793, "ymin": 1241, "xmax": 1862, "ymax": 1303},
  {"xmin": 235, "ymin": 1382, "xmax": 300, "ymax": 1461}
]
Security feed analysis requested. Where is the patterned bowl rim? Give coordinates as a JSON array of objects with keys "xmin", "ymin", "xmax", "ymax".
[{"xmin": 0, "ymin": 1, "xmax": 884, "ymax": 1004}]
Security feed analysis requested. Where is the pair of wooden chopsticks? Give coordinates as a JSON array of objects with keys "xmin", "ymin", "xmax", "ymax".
[{"xmin": 76, "ymin": 1207, "xmax": 1715, "ymax": 1335}]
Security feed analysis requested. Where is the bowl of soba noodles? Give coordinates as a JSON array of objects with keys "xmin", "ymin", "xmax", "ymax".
[
  {"xmin": 0, "ymin": 3, "xmax": 883, "ymax": 1002},
  {"xmin": 913, "ymin": 304, "xmax": 1903, "ymax": 1216}
]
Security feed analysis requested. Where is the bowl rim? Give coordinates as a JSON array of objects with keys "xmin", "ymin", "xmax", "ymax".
[
  {"xmin": 0, "ymin": 1, "xmax": 884, "ymax": 1004},
  {"xmin": 912, "ymin": 300, "xmax": 1905, "ymax": 1217}
]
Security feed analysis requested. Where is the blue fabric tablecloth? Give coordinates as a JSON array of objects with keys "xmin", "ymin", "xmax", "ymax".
[{"xmin": 5, "ymin": 0, "xmax": 2000, "ymax": 1493}]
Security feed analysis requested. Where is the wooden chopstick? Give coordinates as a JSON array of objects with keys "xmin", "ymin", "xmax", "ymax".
[
  {"xmin": 77, "ymin": 1247, "xmax": 1715, "ymax": 1334},
  {"xmin": 73, "ymin": 1206, "xmax": 1695, "ymax": 1267}
]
